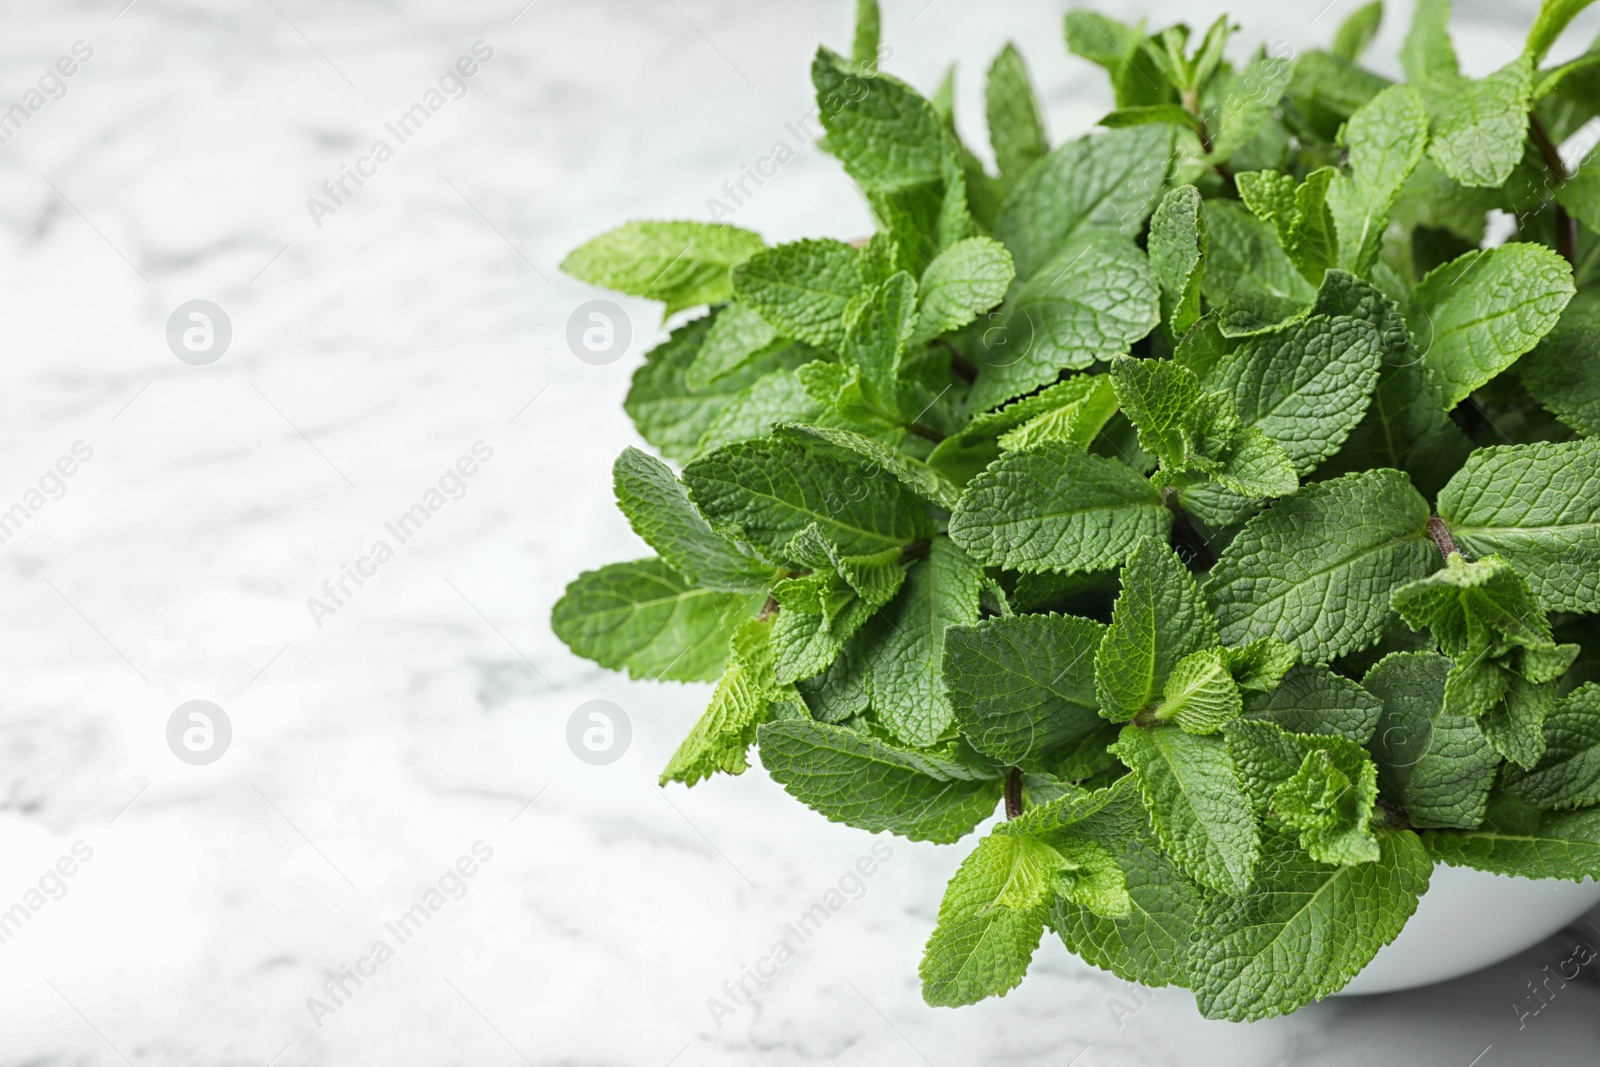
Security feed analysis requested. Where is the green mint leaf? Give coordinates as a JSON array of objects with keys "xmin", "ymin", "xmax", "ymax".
[
  {"xmin": 910, "ymin": 237, "xmax": 1016, "ymax": 348},
  {"xmin": 684, "ymin": 302, "xmax": 780, "ymax": 390},
  {"xmin": 1149, "ymin": 185, "xmax": 1208, "ymax": 339},
  {"xmin": 986, "ymin": 43, "xmax": 1050, "ymax": 189},
  {"xmin": 851, "ymin": 0, "xmax": 881, "ymax": 68},
  {"xmin": 684, "ymin": 435, "xmax": 932, "ymax": 559},
  {"xmin": 1364, "ymin": 651, "xmax": 1503, "ymax": 828},
  {"xmin": 949, "ymin": 445, "xmax": 1171, "ymax": 574},
  {"xmin": 1412, "ymin": 243, "xmax": 1575, "ymax": 407},
  {"xmin": 777, "ymin": 423, "xmax": 962, "ymax": 509},
  {"xmin": 866, "ymin": 538, "xmax": 985, "ymax": 745},
  {"xmin": 920, "ymin": 832, "xmax": 1058, "ymax": 1006},
  {"xmin": 1154, "ymin": 647, "xmax": 1245, "ymax": 735},
  {"xmin": 1423, "ymin": 58, "xmax": 1534, "ymax": 189},
  {"xmin": 1437, "ymin": 439, "xmax": 1600, "ymax": 614},
  {"xmin": 757, "ymin": 718, "xmax": 1002, "ymax": 842},
  {"xmin": 1097, "ymin": 104, "xmax": 1197, "ymax": 130},
  {"xmin": 794, "ymin": 360, "xmax": 899, "ymax": 433},
  {"xmin": 841, "ymin": 270, "xmax": 918, "ymax": 414},
  {"xmin": 1208, "ymin": 52, "xmax": 1295, "ymax": 164},
  {"xmin": 560, "ymin": 220, "xmax": 765, "ymax": 316},
  {"xmin": 1287, "ymin": 51, "xmax": 1390, "ymax": 143},
  {"xmin": 944, "ymin": 612, "xmax": 1107, "ymax": 763},
  {"xmin": 968, "ymin": 233, "xmax": 1159, "ymax": 411},
  {"xmin": 1333, "ymin": 1, "xmax": 1384, "ymax": 62},
  {"xmin": 1503, "ymin": 684, "xmax": 1600, "ymax": 810},
  {"xmin": 613, "ymin": 447, "xmax": 772, "ymax": 592},
  {"xmin": 813, "ymin": 47, "xmax": 949, "ymax": 193},
  {"xmin": 796, "ymin": 630, "xmax": 872, "ymax": 722},
  {"xmin": 551, "ymin": 558, "xmax": 763, "ymax": 683},
  {"xmin": 1096, "ymin": 537, "xmax": 1220, "ymax": 723},
  {"xmin": 1422, "ymin": 805, "xmax": 1600, "ymax": 881},
  {"xmin": 1323, "ymin": 352, "xmax": 1474, "ymax": 501},
  {"xmin": 1401, "ymin": 0, "xmax": 1459, "ymax": 85},
  {"xmin": 1327, "ymin": 85, "xmax": 1430, "ymax": 275},
  {"xmin": 1111, "ymin": 723, "xmax": 1260, "ymax": 894},
  {"xmin": 1243, "ymin": 662, "xmax": 1383, "ymax": 743},
  {"xmin": 995, "ymin": 375, "xmax": 1120, "ymax": 454},
  {"xmin": 1273, "ymin": 747, "xmax": 1382, "ymax": 866},
  {"xmin": 1207, "ymin": 469, "xmax": 1435, "ymax": 661},
  {"xmin": 661, "ymin": 617, "xmax": 781, "ymax": 785},
  {"xmin": 732, "ymin": 238, "xmax": 867, "ymax": 349},
  {"xmin": 695, "ymin": 364, "xmax": 831, "ymax": 458},
  {"xmin": 1557, "ymin": 163, "xmax": 1600, "ymax": 235},
  {"xmin": 1237, "ymin": 167, "xmax": 1340, "ymax": 285},
  {"xmin": 994, "ymin": 125, "xmax": 1174, "ymax": 280},
  {"xmin": 1521, "ymin": 300, "xmax": 1600, "ymax": 438},
  {"xmin": 1222, "ymin": 638, "xmax": 1299, "ymax": 693},
  {"xmin": 1191, "ymin": 828, "xmax": 1430, "ymax": 1021},
  {"xmin": 1064, "ymin": 12, "xmax": 1175, "ymax": 109},
  {"xmin": 626, "ymin": 314, "xmax": 815, "ymax": 462},
  {"xmin": 1200, "ymin": 199, "xmax": 1318, "ymax": 311},
  {"xmin": 1527, "ymin": 0, "xmax": 1600, "ymax": 64}
]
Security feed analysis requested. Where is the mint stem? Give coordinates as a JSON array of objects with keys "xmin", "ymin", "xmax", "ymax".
[
  {"xmin": 1426, "ymin": 515, "xmax": 1459, "ymax": 559},
  {"xmin": 1004, "ymin": 767, "xmax": 1023, "ymax": 819}
]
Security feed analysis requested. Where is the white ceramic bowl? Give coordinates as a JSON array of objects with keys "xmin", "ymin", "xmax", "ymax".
[{"xmin": 1336, "ymin": 863, "xmax": 1600, "ymax": 996}]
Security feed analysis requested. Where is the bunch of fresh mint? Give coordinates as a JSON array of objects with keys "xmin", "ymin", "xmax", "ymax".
[{"xmin": 552, "ymin": 0, "xmax": 1600, "ymax": 1021}]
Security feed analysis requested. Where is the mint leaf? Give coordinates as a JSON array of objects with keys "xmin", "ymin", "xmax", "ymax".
[
  {"xmin": 1527, "ymin": 0, "xmax": 1600, "ymax": 64},
  {"xmin": 1207, "ymin": 469, "xmax": 1436, "ymax": 660},
  {"xmin": 551, "ymin": 558, "xmax": 763, "ymax": 683},
  {"xmin": 986, "ymin": 43, "xmax": 1049, "ymax": 190},
  {"xmin": 994, "ymin": 125, "xmax": 1174, "ymax": 280},
  {"xmin": 695, "ymin": 365, "xmax": 830, "ymax": 457},
  {"xmin": 1401, "ymin": 0, "xmax": 1459, "ymax": 85},
  {"xmin": 920, "ymin": 833, "xmax": 1058, "ymax": 1006},
  {"xmin": 1237, "ymin": 167, "xmax": 1340, "ymax": 285},
  {"xmin": 996, "ymin": 375, "xmax": 1120, "ymax": 454},
  {"xmin": 1209, "ymin": 53, "xmax": 1295, "ymax": 164},
  {"xmin": 949, "ymin": 445, "xmax": 1171, "ymax": 574},
  {"xmin": 1200, "ymin": 199, "xmax": 1317, "ymax": 310},
  {"xmin": 1154, "ymin": 647, "xmax": 1244, "ymax": 735},
  {"xmin": 1274, "ymin": 748, "xmax": 1382, "ymax": 866},
  {"xmin": 1065, "ymin": 12, "xmax": 1173, "ymax": 109},
  {"xmin": 814, "ymin": 47, "xmax": 948, "ymax": 193},
  {"xmin": 1410, "ymin": 244, "xmax": 1576, "ymax": 407},
  {"xmin": 1243, "ymin": 662, "xmax": 1383, "ymax": 743},
  {"xmin": 1096, "ymin": 537, "xmax": 1220, "ymax": 723},
  {"xmin": 865, "ymin": 538, "xmax": 985, "ymax": 745},
  {"xmin": 613, "ymin": 447, "xmax": 771, "ymax": 592},
  {"xmin": 1520, "ymin": 301, "xmax": 1600, "ymax": 438},
  {"xmin": 777, "ymin": 423, "xmax": 962, "ymax": 509},
  {"xmin": 1112, "ymin": 723, "xmax": 1260, "ymax": 895},
  {"xmin": 1363, "ymin": 651, "xmax": 1501, "ymax": 828},
  {"xmin": 1422, "ymin": 806, "xmax": 1600, "ymax": 881},
  {"xmin": 911, "ymin": 237, "xmax": 1016, "ymax": 347},
  {"xmin": 732, "ymin": 238, "xmax": 867, "ymax": 349},
  {"xmin": 685, "ymin": 302, "xmax": 781, "ymax": 390},
  {"xmin": 661, "ymin": 618, "xmax": 781, "ymax": 785},
  {"xmin": 851, "ymin": 0, "xmax": 880, "ymax": 68},
  {"xmin": 1437, "ymin": 439, "xmax": 1600, "ymax": 614},
  {"xmin": 560, "ymin": 220, "xmax": 765, "ymax": 316},
  {"xmin": 684, "ymin": 435, "xmax": 932, "ymax": 559},
  {"xmin": 1222, "ymin": 638, "xmax": 1299, "ymax": 693},
  {"xmin": 1503, "ymin": 684, "xmax": 1600, "ymax": 811},
  {"xmin": 968, "ymin": 233, "xmax": 1159, "ymax": 410},
  {"xmin": 1191, "ymin": 828, "xmax": 1430, "ymax": 1021},
  {"xmin": 1328, "ymin": 85, "xmax": 1430, "ymax": 274},
  {"xmin": 841, "ymin": 270, "xmax": 918, "ymax": 414},
  {"xmin": 1424, "ymin": 59, "xmax": 1534, "ymax": 189},
  {"xmin": 1333, "ymin": 1, "xmax": 1384, "ymax": 62},
  {"xmin": 944, "ymin": 613, "xmax": 1106, "ymax": 764},
  {"xmin": 1149, "ymin": 185, "xmax": 1208, "ymax": 339},
  {"xmin": 757, "ymin": 719, "xmax": 1002, "ymax": 843}
]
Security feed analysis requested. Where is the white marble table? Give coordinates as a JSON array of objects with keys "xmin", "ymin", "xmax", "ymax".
[{"xmin": 2, "ymin": 0, "xmax": 1598, "ymax": 1063}]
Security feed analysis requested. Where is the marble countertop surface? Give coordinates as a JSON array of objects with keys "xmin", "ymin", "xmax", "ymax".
[{"xmin": 3, "ymin": 0, "xmax": 1599, "ymax": 1063}]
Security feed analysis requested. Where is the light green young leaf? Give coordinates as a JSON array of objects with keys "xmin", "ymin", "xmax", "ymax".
[
  {"xmin": 1191, "ymin": 828, "xmax": 1431, "ymax": 1021},
  {"xmin": 1236, "ymin": 167, "xmax": 1339, "ymax": 284},
  {"xmin": 852, "ymin": 0, "xmax": 881, "ymax": 68},
  {"xmin": 919, "ymin": 833, "xmax": 1060, "ymax": 1006},
  {"xmin": 949, "ymin": 445, "xmax": 1172, "ymax": 575},
  {"xmin": 1096, "ymin": 537, "xmax": 1220, "ymax": 723},
  {"xmin": 1364, "ymin": 651, "xmax": 1502, "ymax": 828},
  {"xmin": 1327, "ymin": 85, "xmax": 1430, "ymax": 275},
  {"xmin": 1400, "ymin": 0, "xmax": 1459, "ymax": 85},
  {"xmin": 986, "ymin": 43, "xmax": 1050, "ymax": 190},
  {"xmin": 968, "ymin": 233, "xmax": 1159, "ymax": 411},
  {"xmin": 1221, "ymin": 638, "xmax": 1299, "ymax": 693},
  {"xmin": 866, "ymin": 538, "xmax": 986, "ymax": 746},
  {"xmin": 1064, "ymin": 12, "xmax": 1175, "ymax": 109},
  {"xmin": 813, "ymin": 46, "xmax": 949, "ymax": 193},
  {"xmin": 996, "ymin": 376, "xmax": 1119, "ymax": 454},
  {"xmin": 758, "ymin": 719, "xmax": 1003, "ymax": 842},
  {"xmin": 560, "ymin": 220, "xmax": 765, "ymax": 316},
  {"xmin": 1273, "ymin": 747, "xmax": 1382, "ymax": 866},
  {"xmin": 1333, "ymin": 1, "xmax": 1384, "ymax": 62},
  {"xmin": 1424, "ymin": 58, "xmax": 1534, "ymax": 189},
  {"xmin": 1206, "ymin": 469, "xmax": 1436, "ymax": 661},
  {"xmin": 1149, "ymin": 185, "xmax": 1208, "ymax": 339},
  {"xmin": 1526, "ymin": 0, "xmax": 1600, "ymax": 65},
  {"xmin": 911, "ymin": 237, "xmax": 1016, "ymax": 347},
  {"xmin": 1504, "ymin": 684, "xmax": 1600, "ymax": 810},
  {"xmin": 1437, "ymin": 439, "xmax": 1600, "ymax": 614},
  {"xmin": 661, "ymin": 617, "xmax": 780, "ymax": 785},
  {"xmin": 1154, "ymin": 647, "xmax": 1244, "ymax": 735},
  {"xmin": 841, "ymin": 270, "xmax": 918, "ymax": 413},
  {"xmin": 612, "ymin": 447, "xmax": 771, "ymax": 591},
  {"xmin": 944, "ymin": 613, "xmax": 1107, "ymax": 764},
  {"xmin": 732, "ymin": 238, "xmax": 866, "ymax": 349},
  {"xmin": 994, "ymin": 124, "xmax": 1174, "ymax": 280},
  {"xmin": 551, "ymin": 558, "xmax": 764, "ymax": 683},
  {"xmin": 1243, "ymin": 662, "xmax": 1383, "ymax": 743},
  {"xmin": 1111, "ymin": 723, "xmax": 1260, "ymax": 895},
  {"xmin": 684, "ymin": 435, "xmax": 932, "ymax": 559}
]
